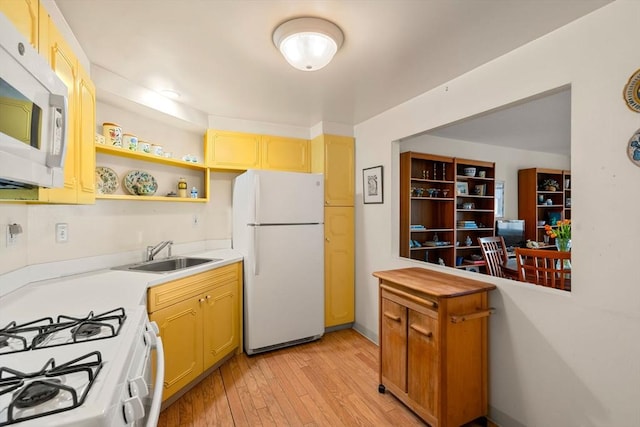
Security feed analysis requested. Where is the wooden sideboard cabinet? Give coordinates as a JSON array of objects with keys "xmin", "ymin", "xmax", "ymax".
[{"xmin": 372, "ymin": 267, "xmax": 496, "ymax": 427}]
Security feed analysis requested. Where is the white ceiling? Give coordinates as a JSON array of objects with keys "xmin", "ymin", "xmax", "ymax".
[{"xmin": 54, "ymin": 0, "xmax": 610, "ymax": 151}]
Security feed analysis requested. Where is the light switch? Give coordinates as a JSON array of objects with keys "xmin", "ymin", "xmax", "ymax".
[{"xmin": 56, "ymin": 223, "xmax": 68, "ymax": 243}]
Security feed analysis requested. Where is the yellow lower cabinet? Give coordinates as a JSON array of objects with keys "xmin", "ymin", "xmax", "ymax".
[
  {"xmin": 202, "ymin": 281, "xmax": 239, "ymax": 368},
  {"xmin": 149, "ymin": 296, "xmax": 203, "ymax": 401},
  {"xmin": 147, "ymin": 262, "xmax": 242, "ymax": 402},
  {"xmin": 324, "ymin": 206, "xmax": 355, "ymax": 327},
  {"xmin": 261, "ymin": 135, "xmax": 310, "ymax": 172}
]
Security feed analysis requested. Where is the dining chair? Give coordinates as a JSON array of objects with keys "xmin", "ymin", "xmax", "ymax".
[
  {"xmin": 477, "ymin": 236, "xmax": 517, "ymax": 279},
  {"xmin": 514, "ymin": 247, "xmax": 571, "ymax": 291}
]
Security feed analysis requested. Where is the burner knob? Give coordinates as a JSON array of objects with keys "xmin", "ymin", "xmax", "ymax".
[
  {"xmin": 122, "ymin": 396, "xmax": 145, "ymax": 423},
  {"xmin": 128, "ymin": 376, "xmax": 149, "ymax": 398}
]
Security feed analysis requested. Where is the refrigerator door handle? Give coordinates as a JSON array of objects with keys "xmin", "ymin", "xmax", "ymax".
[
  {"xmin": 253, "ymin": 226, "xmax": 259, "ymax": 276},
  {"xmin": 254, "ymin": 173, "xmax": 260, "ymax": 224}
]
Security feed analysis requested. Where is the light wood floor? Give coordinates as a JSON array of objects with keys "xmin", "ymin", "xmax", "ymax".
[{"xmin": 157, "ymin": 329, "xmax": 486, "ymax": 427}]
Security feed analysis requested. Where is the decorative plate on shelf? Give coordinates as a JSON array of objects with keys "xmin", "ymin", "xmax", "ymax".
[
  {"xmin": 95, "ymin": 166, "xmax": 119, "ymax": 194},
  {"xmin": 623, "ymin": 68, "xmax": 640, "ymax": 112},
  {"xmin": 627, "ymin": 128, "xmax": 640, "ymax": 167},
  {"xmin": 123, "ymin": 170, "xmax": 158, "ymax": 196}
]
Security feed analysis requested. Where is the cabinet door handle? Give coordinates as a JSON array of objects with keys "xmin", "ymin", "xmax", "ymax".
[
  {"xmin": 383, "ymin": 311, "xmax": 401, "ymax": 322},
  {"xmin": 410, "ymin": 324, "xmax": 433, "ymax": 338},
  {"xmin": 205, "ymin": 295, "xmax": 211, "ymax": 300},
  {"xmin": 198, "ymin": 298, "xmax": 205, "ymax": 303},
  {"xmin": 325, "ymin": 237, "xmax": 330, "ymax": 243}
]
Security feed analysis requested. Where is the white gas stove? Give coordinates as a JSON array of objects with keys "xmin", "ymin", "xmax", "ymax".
[{"xmin": 0, "ymin": 272, "xmax": 164, "ymax": 427}]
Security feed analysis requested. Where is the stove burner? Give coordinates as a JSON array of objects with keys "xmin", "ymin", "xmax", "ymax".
[
  {"xmin": 0, "ymin": 336, "xmax": 8, "ymax": 348},
  {"xmin": 0, "ymin": 352, "xmax": 103, "ymax": 425},
  {"xmin": 71, "ymin": 323, "xmax": 101, "ymax": 338},
  {"xmin": 13, "ymin": 379, "xmax": 62, "ymax": 409}
]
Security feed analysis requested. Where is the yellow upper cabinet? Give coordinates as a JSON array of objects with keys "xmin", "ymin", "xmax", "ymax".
[
  {"xmin": 38, "ymin": 13, "xmax": 78, "ymax": 204},
  {"xmin": 205, "ymin": 130, "xmax": 261, "ymax": 170},
  {"xmin": 1, "ymin": 5, "xmax": 96, "ymax": 204},
  {"xmin": 0, "ymin": 0, "xmax": 39, "ymax": 48},
  {"xmin": 261, "ymin": 135, "xmax": 310, "ymax": 172},
  {"xmin": 311, "ymin": 134, "xmax": 355, "ymax": 206},
  {"xmin": 205, "ymin": 130, "xmax": 311, "ymax": 172},
  {"xmin": 75, "ymin": 64, "xmax": 96, "ymax": 204}
]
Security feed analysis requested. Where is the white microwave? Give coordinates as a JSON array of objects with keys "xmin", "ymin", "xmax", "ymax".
[{"xmin": 0, "ymin": 12, "xmax": 68, "ymax": 189}]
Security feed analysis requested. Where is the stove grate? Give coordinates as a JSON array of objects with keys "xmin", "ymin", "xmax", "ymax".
[{"xmin": 0, "ymin": 351, "xmax": 103, "ymax": 426}]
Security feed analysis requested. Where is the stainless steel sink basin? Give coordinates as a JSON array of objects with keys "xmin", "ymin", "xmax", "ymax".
[{"xmin": 113, "ymin": 256, "xmax": 221, "ymax": 273}]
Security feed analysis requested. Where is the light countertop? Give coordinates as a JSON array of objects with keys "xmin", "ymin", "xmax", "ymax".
[{"xmin": 0, "ymin": 248, "xmax": 243, "ymax": 323}]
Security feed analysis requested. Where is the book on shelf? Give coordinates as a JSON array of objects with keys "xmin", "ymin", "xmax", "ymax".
[{"xmin": 464, "ymin": 259, "xmax": 485, "ymax": 265}]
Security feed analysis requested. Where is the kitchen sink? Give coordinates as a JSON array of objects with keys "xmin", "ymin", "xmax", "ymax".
[{"xmin": 113, "ymin": 256, "xmax": 221, "ymax": 273}]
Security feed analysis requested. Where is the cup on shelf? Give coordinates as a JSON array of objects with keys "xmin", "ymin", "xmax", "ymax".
[
  {"xmin": 137, "ymin": 141, "xmax": 152, "ymax": 154},
  {"xmin": 123, "ymin": 134, "xmax": 138, "ymax": 151},
  {"xmin": 478, "ymin": 170, "xmax": 486, "ymax": 178},
  {"xmin": 102, "ymin": 122, "xmax": 122, "ymax": 147},
  {"xmin": 152, "ymin": 144, "xmax": 164, "ymax": 156}
]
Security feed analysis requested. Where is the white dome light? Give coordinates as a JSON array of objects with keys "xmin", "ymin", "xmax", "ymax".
[{"xmin": 273, "ymin": 17, "xmax": 344, "ymax": 71}]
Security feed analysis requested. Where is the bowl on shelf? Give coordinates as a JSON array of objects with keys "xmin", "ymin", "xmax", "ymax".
[
  {"xmin": 463, "ymin": 167, "xmax": 476, "ymax": 177},
  {"xmin": 537, "ymin": 220, "xmax": 546, "ymax": 226}
]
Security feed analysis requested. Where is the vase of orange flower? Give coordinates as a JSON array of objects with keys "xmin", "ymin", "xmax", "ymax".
[
  {"xmin": 545, "ymin": 219, "xmax": 571, "ymax": 270},
  {"xmin": 544, "ymin": 219, "xmax": 571, "ymax": 251}
]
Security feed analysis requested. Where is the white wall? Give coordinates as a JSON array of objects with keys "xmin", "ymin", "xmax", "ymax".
[{"xmin": 353, "ymin": 2, "xmax": 639, "ymax": 426}]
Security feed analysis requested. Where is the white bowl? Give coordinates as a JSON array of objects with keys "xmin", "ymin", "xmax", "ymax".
[
  {"xmin": 463, "ymin": 167, "xmax": 476, "ymax": 177},
  {"xmin": 537, "ymin": 220, "xmax": 546, "ymax": 226}
]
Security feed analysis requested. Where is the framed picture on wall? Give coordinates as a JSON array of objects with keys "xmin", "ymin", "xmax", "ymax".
[{"xmin": 363, "ymin": 165, "xmax": 383, "ymax": 204}]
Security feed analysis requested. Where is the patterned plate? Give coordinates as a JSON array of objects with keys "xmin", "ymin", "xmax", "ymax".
[
  {"xmin": 123, "ymin": 170, "xmax": 158, "ymax": 196},
  {"xmin": 95, "ymin": 166, "xmax": 119, "ymax": 194},
  {"xmin": 627, "ymin": 128, "xmax": 640, "ymax": 167}
]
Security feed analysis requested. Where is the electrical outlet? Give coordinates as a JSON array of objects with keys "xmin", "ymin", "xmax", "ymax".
[
  {"xmin": 192, "ymin": 215, "xmax": 199, "ymax": 227},
  {"xmin": 6, "ymin": 225, "xmax": 16, "ymax": 247},
  {"xmin": 56, "ymin": 223, "xmax": 69, "ymax": 243}
]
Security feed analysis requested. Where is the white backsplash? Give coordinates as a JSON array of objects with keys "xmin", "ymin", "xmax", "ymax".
[{"xmin": 0, "ymin": 239, "xmax": 232, "ymax": 298}]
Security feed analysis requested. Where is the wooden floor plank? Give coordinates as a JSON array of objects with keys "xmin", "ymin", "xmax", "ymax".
[{"xmin": 158, "ymin": 329, "xmax": 439, "ymax": 427}]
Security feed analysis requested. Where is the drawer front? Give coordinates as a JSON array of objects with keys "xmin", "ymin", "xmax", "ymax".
[
  {"xmin": 148, "ymin": 263, "xmax": 240, "ymax": 313},
  {"xmin": 381, "ymin": 285, "xmax": 438, "ymax": 319}
]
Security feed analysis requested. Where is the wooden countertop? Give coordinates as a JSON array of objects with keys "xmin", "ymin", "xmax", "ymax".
[{"xmin": 372, "ymin": 267, "xmax": 496, "ymax": 298}]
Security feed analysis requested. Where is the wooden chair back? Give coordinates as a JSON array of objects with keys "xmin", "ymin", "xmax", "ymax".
[
  {"xmin": 515, "ymin": 247, "xmax": 571, "ymax": 291},
  {"xmin": 478, "ymin": 236, "xmax": 510, "ymax": 278}
]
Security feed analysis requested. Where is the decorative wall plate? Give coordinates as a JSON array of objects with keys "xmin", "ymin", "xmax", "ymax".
[
  {"xmin": 623, "ymin": 68, "xmax": 640, "ymax": 112},
  {"xmin": 627, "ymin": 128, "xmax": 640, "ymax": 167},
  {"xmin": 123, "ymin": 170, "xmax": 158, "ymax": 196},
  {"xmin": 95, "ymin": 166, "xmax": 118, "ymax": 194}
]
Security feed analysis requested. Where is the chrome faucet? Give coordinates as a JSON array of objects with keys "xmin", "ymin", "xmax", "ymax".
[{"xmin": 146, "ymin": 240, "xmax": 173, "ymax": 261}]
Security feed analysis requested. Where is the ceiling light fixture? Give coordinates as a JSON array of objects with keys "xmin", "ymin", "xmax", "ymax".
[{"xmin": 272, "ymin": 17, "xmax": 344, "ymax": 71}]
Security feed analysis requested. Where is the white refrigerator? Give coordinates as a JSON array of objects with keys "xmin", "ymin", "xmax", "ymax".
[{"xmin": 232, "ymin": 169, "xmax": 324, "ymax": 355}]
